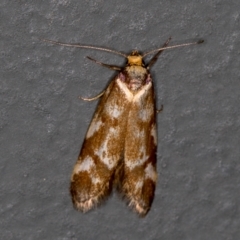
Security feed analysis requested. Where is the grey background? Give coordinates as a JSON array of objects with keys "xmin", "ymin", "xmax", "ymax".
[{"xmin": 1, "ymin": 0, "xmax": 240, "ymax": 239}]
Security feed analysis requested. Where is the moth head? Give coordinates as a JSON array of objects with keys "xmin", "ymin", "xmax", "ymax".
[{"xmin": 127, "ymin": 50, "xmax": 143, "ymax": 66}]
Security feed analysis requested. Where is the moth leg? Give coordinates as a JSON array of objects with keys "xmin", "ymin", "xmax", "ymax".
[
  {"xmin": 87, "ymin": 56, "xmax": 122, "ymax": 71},
  {"xmin": 80, "ymin": 90, "xmax": 105, "ymax": 101},
  {"xmin": 147, "ymin": 37, "xmax": 172, "ymax": 69},
  {"xmin": 157, "ymin": 104, "xmax": 163, "ymax": 113}
]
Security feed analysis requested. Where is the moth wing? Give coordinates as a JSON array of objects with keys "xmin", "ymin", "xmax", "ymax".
[
  {"xmin": 122, "ymin": 81, "xmax": 157, "ymax": 216},
  {"xmin": 70, "ymin": 77, "xmax": 131, "ymax": 212}
]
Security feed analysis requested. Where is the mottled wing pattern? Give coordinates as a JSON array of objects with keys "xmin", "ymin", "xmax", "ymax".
[
  {"xmin": 122, "ymin": 81, "xmax": 157, "ymax": 216},
  {"xmin": 70, "ymin": 76, "xmax": 131, "ymax": 212}
]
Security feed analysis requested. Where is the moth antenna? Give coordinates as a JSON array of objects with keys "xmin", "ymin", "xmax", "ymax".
[
  {"xmin": 143, "ymin": 39, "xmax": 204, "ymax": 57},
  {"xmin": 42, "ymin": 39, "xmax": 128, "ymax": 58}
]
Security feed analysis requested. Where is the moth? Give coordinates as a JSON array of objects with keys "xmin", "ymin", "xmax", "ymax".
[{"xmin": 43, "ymin": 37, "xmax": 203, "ymax": 216}]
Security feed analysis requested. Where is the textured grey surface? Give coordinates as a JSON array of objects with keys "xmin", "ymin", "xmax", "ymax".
[{"xmin": 1, "ymin": 0, "xmax": 240, "ymax": 239}]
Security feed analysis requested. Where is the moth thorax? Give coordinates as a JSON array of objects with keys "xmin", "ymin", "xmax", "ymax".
[{"xmin": 127, "ymin": 51, "xmax": 143, "ymax": 66}]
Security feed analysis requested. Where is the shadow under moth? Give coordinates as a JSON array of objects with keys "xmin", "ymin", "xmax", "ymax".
[{"xmin": 43, "ymin": 37, "xmax": 203, "ymax": 216}]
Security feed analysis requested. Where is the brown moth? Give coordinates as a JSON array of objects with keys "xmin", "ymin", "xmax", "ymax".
[{"xmin": 43, "ymin": 37, "xmax": 203, "ymax": 216}]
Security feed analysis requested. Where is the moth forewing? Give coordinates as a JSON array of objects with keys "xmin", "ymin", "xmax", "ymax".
[
  {"xmin": 70, "ymin": 79, "xmax": 129, "ymax": 211},
  {"xmin": 122, "ymin": 81, "xmax": 157, "ymax": 216}
]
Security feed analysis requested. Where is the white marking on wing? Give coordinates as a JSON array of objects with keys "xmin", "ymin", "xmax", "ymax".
[
  {"xmin": 150, "ymin": 124, "xmax": 157, "ymax": 145},
  {"xmin": 138, "ymin": 108, "xmax": 153, "ymax": 122},
  {"xmin": 95, "ymin": 127, "xmax": 118, "ymax": 169},
  {"xmin": 86, "ymin": 120, "xmax": 102, "ymax": 138},
  {"xmin": 134, "ymin": 129, "xmax": 145, "ymax": 139},
  {"xmin": 74, "ymin": 156, "xmax": 94, "ymax": 173},
  {"xmin": 112, "ymin": 107, "xmax": 121, "ymax": 118},
  {"xmin": 109, "ymin": 127, "xmax": 117, "ymax": 134},
  {"xmin": 133, "ymin": 82, "xmax": 152, "ymax": 102},
  {"xmin": 116, "ymin": 78, "xmax": 133, "ymax": 101},
  {"xmin": 125, "ymin": 146, "xmax": 149, "ymax": 170},
  {"xmin": 106, "ymin": 103, "xmax": 122, "ymax": 118},
  {"xmin": 145, "ymin": 163, "xmax": 157, "ymax": 181},
  {"xmin": 135, "ymin": 179, "xmax": 144, "ymax": 189},
  {"xmin": 91, "ymin": 175, "xmax": 101, "ymax": 184}
]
